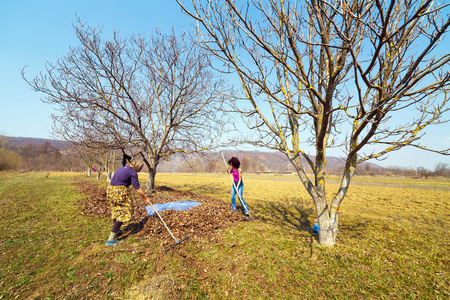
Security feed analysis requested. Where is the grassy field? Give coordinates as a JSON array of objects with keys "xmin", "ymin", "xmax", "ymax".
[{"xmin": 0, "ymin": 171, "xmax": 449, "ymax": 299}]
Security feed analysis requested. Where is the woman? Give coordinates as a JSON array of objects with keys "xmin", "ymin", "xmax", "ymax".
[
  {"xmin": 227, "ymin": 156, "xmax": 249, "ymax": 216},
  {"xmin": 105, "ymin": 159, "xmax": 151, "ymax": 246}
]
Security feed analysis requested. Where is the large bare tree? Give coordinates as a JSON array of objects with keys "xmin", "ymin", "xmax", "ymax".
[
  {"xmin": 178, "ymin": 0, "xmax": 450, "ymax": 245},
  {"xmin": 24, "ymin": 21, "xmax": 230, "ymax": 191}
]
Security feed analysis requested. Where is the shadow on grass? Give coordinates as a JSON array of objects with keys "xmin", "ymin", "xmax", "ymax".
[
  {"xmin": 251, "ymin": 198, "xmax": 371, "ymax": 245},
  {"xmin": 338, "ymin": 219, "xmax": 370, "ymax": 240},
  {"xmin": 339, "ymin": 220, "xmax": 370, "ymax": 231},
  {"xmin": 251, "ymin": 198, "xmax": 320, "ymax": 255},
  {"xmin": 252, "ymin": 197, "xmax": 315, "ymax": 233},
  {"xmin": 116, "ymin": 216, "xmax": 150, "ymax": 240}
]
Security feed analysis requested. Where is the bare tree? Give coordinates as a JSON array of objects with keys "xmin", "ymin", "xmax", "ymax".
[
  {"xmin": 434, "ymin": 162, "xmax": 449, "ymax": 177},
  {"xmin": 23, "ymin": 21, "xmax": 230, "ymax": 192},
  {"xmin": 178, "ymin": 0, "xmax": 450, "ymax": 245},
  {"xmin": 59, "ymin": 145, "xmax": 85, "ymax": 173},
  {"xmin": 0, "ymin": 137, "xmax": 23, "ymax": 171},
  {"xmin": 83, "ymin": 147, "xmax": 120, "ymax": 181}
]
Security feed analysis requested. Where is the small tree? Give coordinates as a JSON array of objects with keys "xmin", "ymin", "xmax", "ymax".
[
  {"xmin": 0, "ymin": 137, "xmax": 23, "ymax": 171},
  {"xmin": 434, "ymin": 162, "xmax": 449, "ymax": 177},
  {"xmin": 24, "ymin": 21, "xmax": 230, "ymax": 192},
  {"xmin": 179, "ymin": 0, "xmax": 450, "ymax": 245}
]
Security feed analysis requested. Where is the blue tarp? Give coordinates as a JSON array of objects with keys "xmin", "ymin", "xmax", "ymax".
[{"xmin": 145, "ymin": 201, "xmax": 202, "ymax": 216}]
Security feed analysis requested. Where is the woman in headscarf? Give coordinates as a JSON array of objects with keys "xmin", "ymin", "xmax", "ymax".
[{"xmin": 105, "ymin": 158, "xmax": 150, "ymax": 246}]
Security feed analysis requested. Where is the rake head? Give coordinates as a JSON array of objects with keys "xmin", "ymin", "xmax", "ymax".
[{"xmin": 163, "ymin": 236, "xmax": 190, "ymax": 251}]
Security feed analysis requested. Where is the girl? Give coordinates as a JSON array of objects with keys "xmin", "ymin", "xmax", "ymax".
[{"xmin": 227, "ymin": 156, "xmax": 249, "ymax": 216}]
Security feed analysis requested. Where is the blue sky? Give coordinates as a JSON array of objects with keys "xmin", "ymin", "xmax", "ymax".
[
  {"xmin": 0, "ymin": 1, "xmax": 191, "ymax": 136},
  {"xmin": 1, "ymin": 0, "xmax": 449, "ymax": 169}
]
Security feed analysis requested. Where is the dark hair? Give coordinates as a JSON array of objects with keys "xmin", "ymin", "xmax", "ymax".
[
  {"xmin": 122, "ymin": 154, "xmax": 132, "ymax": 166},
  {"xmin": 228, "ymin": 157, "xmax": 240, "ymax": 168}
]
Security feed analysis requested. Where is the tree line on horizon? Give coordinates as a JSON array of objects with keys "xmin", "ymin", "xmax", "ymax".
[{"xmin": 1, "ymin": 135, "xmax": 448, "ymax": 178}]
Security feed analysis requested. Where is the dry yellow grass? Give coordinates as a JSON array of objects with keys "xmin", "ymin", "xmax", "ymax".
[
  {"xmin": 69, "ymin": 171, "xmax": 449, "ymax": 233},
  {"xmin": 151, "ymin": 172, "xmax": 450, "ymax": 231},
  {"xmin": 2, "ymin": 171, "xmax": 449, "ymax": 298},
  {"xmin": 148, "ymin": 172, "xmax": 449, "ymax": 298},
  {"xmin": 46, "ymin": 171, "xmax": 84, "ymax": 177}
]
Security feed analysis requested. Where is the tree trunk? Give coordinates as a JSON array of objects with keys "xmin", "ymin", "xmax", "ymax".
[
  {"xmin": 145, "ymin": 156, "xmax": 159, "ymax": 193},
  {"xmin": 106, "ymin": 172, "xmax": 113, "ymax": 182},
  {"xmin": 146, "ymin": 168, "xmax": 156, "ymax": 192},
  {"xmin": 318, "ymin": 212, "xmax": 338, "ymax": 246},
  {"xmin": 289, "ymin": 155, "xmax": 339, "ymax": 246}
]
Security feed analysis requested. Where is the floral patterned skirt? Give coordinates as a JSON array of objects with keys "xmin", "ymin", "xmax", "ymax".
[{"xmin": 107, "ymin": 185, "xmax": 133, "ymax": 223}]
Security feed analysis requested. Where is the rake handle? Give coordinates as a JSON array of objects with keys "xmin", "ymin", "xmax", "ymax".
[
  {"xmin": 131, "ymin": 191, "xmax": 179, "ymax": 243},
  {"xmin": 147, "ymin": 201, "xmax": 179, "ymax": 242}
]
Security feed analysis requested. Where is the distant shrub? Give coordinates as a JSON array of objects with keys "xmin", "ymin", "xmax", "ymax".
[{"xmin": 0, "ymin": 147, "xmax": 23, "ymax": 171}]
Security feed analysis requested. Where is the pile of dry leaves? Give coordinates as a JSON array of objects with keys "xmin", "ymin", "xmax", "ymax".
[{"xmin": 74, "ymin": 179, "xmax": 247, "ymax": 246}]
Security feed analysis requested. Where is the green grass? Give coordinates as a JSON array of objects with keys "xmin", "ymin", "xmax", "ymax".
[
  {"xmin": 0, "ymin": 171, "xmax": 449, "ymax": 299},
  {"xmin": 0, "ymin": 172, "xmax": 162, "ymax": 299}
]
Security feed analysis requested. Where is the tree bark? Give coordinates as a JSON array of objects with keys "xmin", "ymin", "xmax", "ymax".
[
  {"xmin": 318, "ymin": 210, "xmax": 338, "ymax": 246},
  {"xmin": 290, "ymin": 154, "xmax": 339, "ymax": 245},
  {"xmin": 146, "ymin": 170, "xmax": 156, "ymax": 193},
  {"xmin": 144, "ymin": 156, "xmax": 159, "ymax": 193}
]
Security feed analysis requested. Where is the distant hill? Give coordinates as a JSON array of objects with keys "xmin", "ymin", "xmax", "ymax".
[
  {"xmin": 219, "ymin": 149, "xmax": 382, "ymax": 172},
  {"xmin": 1, "ymin": 135, "xmax": 69, "ymax": 149},
  {"xmin": 1, "ymin": 135, "xmax": 382, "ymax": 173},
  {"xmin": 157, "ymin": 149, "xmax": 382, "ymax": 173}
]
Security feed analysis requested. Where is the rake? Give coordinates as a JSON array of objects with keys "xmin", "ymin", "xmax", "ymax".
[
  {"xmin": 147, "ymin": 200, "xmax": 190, "ymax": 251},
  {"xmin": 132, "ymin": 192, "xmax": 189, "ymax": 251}
]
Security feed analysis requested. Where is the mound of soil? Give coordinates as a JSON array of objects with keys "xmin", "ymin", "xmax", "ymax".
[{"xmin": 74, "ymin": 179, "xmax": 246, "ymax": 246}]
